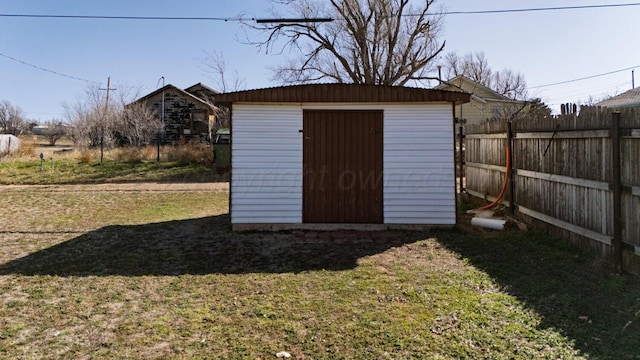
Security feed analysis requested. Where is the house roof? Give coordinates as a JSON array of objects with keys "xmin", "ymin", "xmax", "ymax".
[
  {"xmin": 435, "ymin": 75, "xmax": 514, "ymax": 103},
  {"xmin": 215, "ymin": 84, "xmax": 470, "ymax": 105},
  {"xmin": 185, "ymin": 82, "xmax": 219, "ymax": 95},
  {"xmin": 596, "ymin": 88, "xmax": 640, "ymax": 108},
  {"xmin": 128, "ymin": 84, "xmax": 216, "ymax": 110}
]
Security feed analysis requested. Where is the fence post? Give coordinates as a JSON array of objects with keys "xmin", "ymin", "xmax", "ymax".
[
  {"xmin": 458, "ymin": 124, "xmax": 465, "ymax": 195},
  {"xmin": 611, "ymin": 111, "xmax": 623, "ymax": 273},
  {"xmin": 507, "ymin": 121, "xmax": 515, "ymax": 214}
]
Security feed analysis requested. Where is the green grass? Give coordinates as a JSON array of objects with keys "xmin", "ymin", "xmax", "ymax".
[
  {"xmin": 0, "ymin": 140, "xmax": 222, "ymax": 184},
  {"xmin": 1, "ymin": 187, "xmax": 639, "ymax": 359},
  {"xmin": 0, "ymin": 159, "xmax": 220, "ymax": 184}
]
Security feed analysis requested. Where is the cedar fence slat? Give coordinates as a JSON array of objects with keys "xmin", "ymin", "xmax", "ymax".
[{"xmin": 464, "ymin": 105, "xmax": 640, "ymax": 275}]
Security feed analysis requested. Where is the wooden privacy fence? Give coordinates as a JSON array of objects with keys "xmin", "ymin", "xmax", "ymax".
[{"xmin": 464, "ymin": 106, "xmax": 640, "ymax": 275}]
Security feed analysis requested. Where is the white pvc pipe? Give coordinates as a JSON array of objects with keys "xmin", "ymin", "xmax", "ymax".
[{"xmin": 471, "ymin": 217, "xmax": 507, "ymax": 230}]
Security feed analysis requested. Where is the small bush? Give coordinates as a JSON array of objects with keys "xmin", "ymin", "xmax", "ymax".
[
  {"xmin": 110, "ymin": 145, "xmax": 212, "ymax": 164},
  {"xmin": 112, "ymin": 146, "xmax": 156, "ymax": 163},
  {"xmin": 77, "ymin": 149, "xmax": 95, "ymax": 164},
  {"xmin": 15, "ymin": 141, "xmax": 36, "ymax": 157},
  {"xmin": 139, "ymin": 146, "xmax": 158, "ymax": 160},
  {"xmin": 165, "ymin": 144, "xmax": 213, "ymax": 165}
]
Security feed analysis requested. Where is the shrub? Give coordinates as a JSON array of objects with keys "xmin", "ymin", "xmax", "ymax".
[
  {"xmin": 77, "ymin": 149, "xmax": 95, "ymax": 164},
  {"xmin": 15, "ymin": 141, "xmax": 36, "ymax": 157},
  {"xmin": 111, "ymin": 146, "xmax": 156, "ymax": 163},
  {"xmin": 165, "ymin": 143, "xmax": 213, "ymax": 165}
]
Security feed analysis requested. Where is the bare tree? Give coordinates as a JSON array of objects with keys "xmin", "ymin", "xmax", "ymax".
[
  {"xmin": 443, "ymin": 52, "xmax": 492, "ymax": 85},
  {"xmin": 198, "ymin": 51, "xmax": 236, "ymax": 137},
  {"xmin": 442, "ymin": 51, "xmax": 528, "ymax": 99},
  {"xmin": 65, "ymin": 103, "xmax": 100, "ymax": 148},
  {"xmin": 0, "ymin": 100, "xmax": 28, "ymax": 135},
  {"xmin": 200, "ymin": 51, "xmax": 246, "ymax": 92},
  {"xmin": 117, "ymin": 103, "xmax": 162, "ymax": 146},
  {"xmin": 493, "ymin": 69, "xmax": 527, "ymax": 100},
  {"xmin": 64, "ymin": 84, "xmax": 121, "ymax": 149},
  {"xmin": 65, "ymin": 85, "xmax": 105, "ymax": 148},
  {"xmin": 39, "ymin": 120, "xmax": 67, "ymax": 146},
  {"xmin": 246, "ymin": 0, "xmax": 446, "ymax": 86}
]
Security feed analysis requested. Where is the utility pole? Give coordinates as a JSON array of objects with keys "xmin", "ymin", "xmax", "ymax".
[
  {"xmin": 99, "ymin": 77, "xmax": 116, "ymax": 164},
  {"xmin": 157, "ymin": 76, "xmax": 165, "ymax": 162}
]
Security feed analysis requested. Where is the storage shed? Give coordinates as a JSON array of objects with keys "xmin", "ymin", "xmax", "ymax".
[{"xmin": 215, "ymin": 84, "xmax": 470, "ymax": 231}]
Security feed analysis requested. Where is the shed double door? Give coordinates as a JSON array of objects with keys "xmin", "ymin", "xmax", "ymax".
[{"xmin": 303, "ymin": 110, "xmax": 383, "ymax": 223}]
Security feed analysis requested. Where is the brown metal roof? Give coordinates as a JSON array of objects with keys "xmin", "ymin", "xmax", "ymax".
[{"xmin": 215, "ymin": 84, "xmax": 470, "ymax": 105}]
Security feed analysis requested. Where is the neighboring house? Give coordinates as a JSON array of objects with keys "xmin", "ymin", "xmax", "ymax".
[
  {"xmin": 215, "ymin": 84, "xmax": 470, "ymax": 231},
  {"xmin": 596, "ymin": 88, "xmax": 640, "ymax": 108},
  {"xmin": 185, "ymin": 82, "xmax": 219, "ymax": 105},
  {"xmin": 128, "ymin": 83, "xmax": 219, "ymax": 144},
  {"xmin": 435, "ymin": 75, "xmax": 527, "ymax": 125}
]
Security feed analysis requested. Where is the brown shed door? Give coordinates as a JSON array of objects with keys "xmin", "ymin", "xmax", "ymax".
[{"xmin": 303, "ymin": 110, "xmax": 383, "ymax": 223}]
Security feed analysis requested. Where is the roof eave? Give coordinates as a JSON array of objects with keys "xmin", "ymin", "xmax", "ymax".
[{"xmin": 216, "ymin": 84, "xmax": 471, "ymax": 106}]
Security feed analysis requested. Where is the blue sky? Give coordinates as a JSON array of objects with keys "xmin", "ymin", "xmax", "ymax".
[{"xmin": 1, "ymin": 0, "xmax": 639, "ymax": 120}]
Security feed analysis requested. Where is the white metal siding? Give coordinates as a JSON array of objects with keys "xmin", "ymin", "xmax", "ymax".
[
  {"xmin": 231, "ymin": 105, "xmax": 303, "ymax": 224},
  {"xmin": 231, "ymin": 102, "xmax": 455, "ymax": 226},
  {"xmin": 384, "ymin": 104, "xmax": 456, "ymax": 224}
]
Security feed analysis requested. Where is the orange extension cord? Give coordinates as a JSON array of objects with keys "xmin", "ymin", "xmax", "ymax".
[{"xmin": 478, "ymin": 145, "xmax": 511, "ymax": 210}]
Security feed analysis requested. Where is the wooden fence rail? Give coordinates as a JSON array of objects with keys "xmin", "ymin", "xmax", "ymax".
[{"xmin": 465, "ymin": 106, "xmax": 640, "ymax": 275}]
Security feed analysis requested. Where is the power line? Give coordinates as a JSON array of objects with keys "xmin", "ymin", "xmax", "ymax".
[
  {"xmin": 543, "ymin": 82, "xmax": 629, "ymax": 107},
  {"xmin": 0, "ymin": 52, "xmax": 101, "ymax": 84},
  {"xmin": 528, "ymin": 65, "xmax": 639, "ymax": 89},
  {"xmin": 547, "ymin": 82, "xmax": 629, "ymax": 101},
  {"xmin": 0, "ymin": 51, "xmax": 160, "ymax": 94},
  {"xmin": 3, "ymin": 4, "xmax": 639, "ymax": 92},
  {"xmin": 0, "ymin": 13, "xmax": 254, "ymax": 21},
  {"xmin": 442, "ymin": 3, "xmax": 640, "ymax": 15},
  {"xmin": 2, "ymin": 3, "xmax": 640, "ymax": 21}
]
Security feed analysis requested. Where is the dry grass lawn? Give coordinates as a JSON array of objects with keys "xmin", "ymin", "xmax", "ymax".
[
  {"xmin": 0, "ymin": 136, "xmax": 222, "ymax": 185},
  {"xmin": 1, "ymin": 184, "xmax": 639, "ymax": 359}
]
